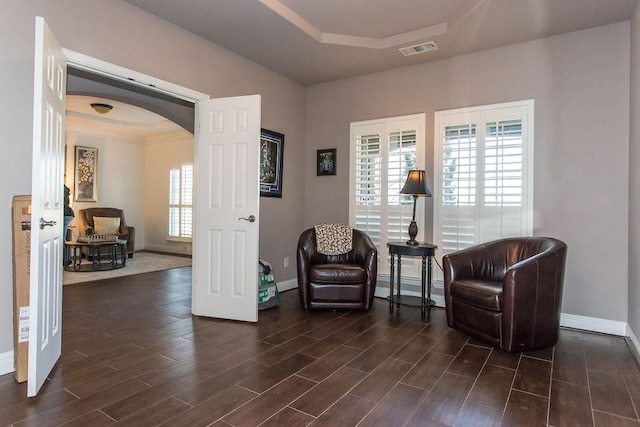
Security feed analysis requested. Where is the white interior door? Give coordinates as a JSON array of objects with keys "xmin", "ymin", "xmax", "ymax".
[
  {"xmin": 192, "ymin": 95, "xmax": 261, "ymax": 322},
  {"xmin": 27, "ymin": 17, "xmax": 66, "ymax": 397}
]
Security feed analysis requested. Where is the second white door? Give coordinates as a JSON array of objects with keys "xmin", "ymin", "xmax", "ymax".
[{"xmin": 192, "ymin": 95, "xmax": 261, "ymax": 322}]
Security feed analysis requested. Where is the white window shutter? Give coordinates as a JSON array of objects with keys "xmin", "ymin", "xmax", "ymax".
[
  {"xmin": 168, "ymin": 163, "xmax": 194, "ymax": 240},
  {"xmin": 433, "ymin": 100, "xmax": 534, "ymax": 282},
  {"xmin": 350, "ymin": 114, "xmax": 426, "ymax": 279}
]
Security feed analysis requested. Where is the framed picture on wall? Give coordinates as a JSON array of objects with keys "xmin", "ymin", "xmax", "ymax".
[
  {"xmin": 317, "ymin": 148, "xmax": 336, "ymax": 176},
  {"xmin": 260, "ymin": 129, "xmax": 284, "ymax": 198},
  {"xmin": 74, "ymin": 146, "xmax": 98, "ymax": 202}
]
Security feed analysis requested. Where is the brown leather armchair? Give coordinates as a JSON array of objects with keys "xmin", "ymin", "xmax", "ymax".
[
  {"xmin": 78, "ymin": 208, "xmax": 136, "ymax": 258},
  {"xmin": 297, "ymin": 228, "xmax": 377, "ymax": 311},
  {"xmin": 443, "ymin": 237, "xmax": 567, "ymax": 353}
]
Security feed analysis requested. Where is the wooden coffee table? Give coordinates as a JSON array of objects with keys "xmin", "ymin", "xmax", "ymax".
[{"xmin": 64, "ymin": 239, "xmax": 127, "ymax": 272}]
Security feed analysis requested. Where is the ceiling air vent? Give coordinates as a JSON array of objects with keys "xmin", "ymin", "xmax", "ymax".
[{"xmin": 399, "ymin": 41, "xmax": 439, "ymax": 57}]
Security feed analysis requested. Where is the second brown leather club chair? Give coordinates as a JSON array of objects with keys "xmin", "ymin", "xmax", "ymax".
[{"xmin": 443, "ymin": 237, "xmax": 567, "ymax": 353}]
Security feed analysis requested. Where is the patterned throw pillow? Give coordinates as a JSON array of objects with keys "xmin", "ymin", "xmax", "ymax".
[
  {"xmin": 314, "ymin": 223, "xmax": 353, "ymax": 255},
  {"xmin": 93, "ymin": 216, "xmax": 121, "ymax": 235}
]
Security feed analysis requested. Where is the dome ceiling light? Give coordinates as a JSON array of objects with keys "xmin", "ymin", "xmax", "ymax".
[{"xmin": 90, "ymin": 103, "xmax": 113, "ymax": 114}]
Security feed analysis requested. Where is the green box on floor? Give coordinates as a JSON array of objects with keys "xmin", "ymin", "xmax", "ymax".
[{"xmin": 259, "ymin": 273, "xmax": 280, "ymax": 310}]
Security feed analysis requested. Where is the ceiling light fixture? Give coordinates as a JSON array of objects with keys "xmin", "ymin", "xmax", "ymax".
[{"xmin": 90, "ymin": 103, "xmax": 113, "ymax": 114}]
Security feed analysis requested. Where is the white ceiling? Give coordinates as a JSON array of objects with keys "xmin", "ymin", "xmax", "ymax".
[
  {"xmin": 122, "ymin": 0, "xmax": 638, "ymax": 86},
  {"xmin": 66, "ymin": 95, "xmax": 184, "ymax": 139}
]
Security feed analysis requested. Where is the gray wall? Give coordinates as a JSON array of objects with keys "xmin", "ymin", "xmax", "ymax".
[
  {"xmin": 0, "ymin": 0, "xmax": 306, "ymax": 356},
  {"xmin": 305, "ymin": 23, "xmax": 631, "ymax": 322},
  {"xmin": 629, "ymin": 3, "xmax": 640, "ymax": 339}
]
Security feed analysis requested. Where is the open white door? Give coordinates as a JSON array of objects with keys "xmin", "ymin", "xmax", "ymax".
[
  {"xmin": 27, "ymin": 17, "xmax": 66, "ymax": 397},
  {"xmin": 192, "ymin": 95, "xmax": 261, "ymax": 322}
]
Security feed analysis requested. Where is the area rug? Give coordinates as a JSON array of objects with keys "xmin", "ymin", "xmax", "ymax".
[{"xmin": 63, "ymin": 251, "xmax": 192, "ymax": 285}]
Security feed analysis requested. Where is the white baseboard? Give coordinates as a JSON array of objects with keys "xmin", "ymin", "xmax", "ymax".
[
  {"xmin": 142, "ymin": 243, "xmax": 192, "ymax": 256},
  {"xmin": 559, "ymin": 313, "xmax": 627, "ymax": 336},
  {"xmin": 627, "ymin": 326, "xmax": 640, "ymax": 357},
  {"xmin": 375, "ymin": 282, "xmax": 627, "ymax": 336},
  {"xmin": 277, "ymin": 278, "xmax": 297, "ymax": 292},
  {"xmin": 0, "ymin": 351, "xmax": 13, "ymax": 377}
]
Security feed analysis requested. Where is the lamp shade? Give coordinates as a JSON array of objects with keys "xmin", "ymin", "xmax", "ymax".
[{"xmin": 400, "ymin": 170, "xmax": 432, "ymax": 197}]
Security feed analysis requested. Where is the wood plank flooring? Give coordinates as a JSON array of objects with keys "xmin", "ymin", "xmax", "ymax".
[{"xmin": 2, "ymin": 267, "xmax": 640, "ymax": 426}]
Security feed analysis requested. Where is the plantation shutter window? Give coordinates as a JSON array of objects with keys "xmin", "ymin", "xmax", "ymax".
[
  {"xmin": 168, "ymin": 163, "xmax": 193, "ymax": 241},
  {"xmin": 350, "ymin": 114, "xmax": 426, "ymax": 278},
  {"xmin": 433, "ymin": 101, "xmax": 534, "ymax": 282}
]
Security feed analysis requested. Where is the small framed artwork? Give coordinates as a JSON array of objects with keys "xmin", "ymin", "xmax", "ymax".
[
  {"xmin": 260, "ymin": 129, "xmax": 284, "ymax": 198},
  {"xmin": 74, "ymin": 145, "xmax": 98, "ymax": 202},
  {"xmin": 317, "ymin": 148, "xmax": 336, "ymax": 176}
]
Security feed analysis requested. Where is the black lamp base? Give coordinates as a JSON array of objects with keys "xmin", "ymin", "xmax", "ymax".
[{"xmin": 407, "ymin": 220, "xmax": 419, "ymax": 246}]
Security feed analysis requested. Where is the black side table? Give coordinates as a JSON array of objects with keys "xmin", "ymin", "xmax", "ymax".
[{"xmin": 387, "ymin": 241, "xmax": 437, "ymax": 320}]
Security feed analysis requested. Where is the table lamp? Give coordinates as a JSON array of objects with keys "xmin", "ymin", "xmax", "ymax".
[{"xmin": 400, "ymin": 170, "xmax": 432, "ymax": 245}]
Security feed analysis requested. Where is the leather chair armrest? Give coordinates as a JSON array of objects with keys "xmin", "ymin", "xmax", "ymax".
[
  {"xmin": 502, "ymin": 242, "xmax": 567, "ymax": 349},
  {"xmin": 296, "ymin": 229, "xmax": 317, "ymax": 310},
  {"xmin": 296, "ymin": 246, "xmax": 312, "ymax": 310},
  {"xmin": 503, "ymin": 259, "xmax": 540, "ymax": 313},
  {"xmin": 501, "ymin": 259, "xmax": 548, "ymax": 350},
  {"xmin": 351, "ymin": 231, "xmax": 377, "ymax": 309},
  {"xmin": 354, "ymin": 235, "xmax": 377, "ymax": 274},
  {"xmin": 351, "ymin": 233, "xmax": 376, "ymax": 265},
  {"xmin": 504, "ymin": 243, "xmax": 567, "ymax": 307},
  {"xmin": 443, "ymin": 249, "xmax": 476, "ymax": 283}
]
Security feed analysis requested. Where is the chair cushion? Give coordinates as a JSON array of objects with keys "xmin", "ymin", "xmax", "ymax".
[
  {"xmin": 450, "ymin": 279, "xmax": 503, "ymax": 311},
  {"xmin": 310, "ymin": 282, "xmax": 365, "ymax": 303},
  {"xmin": 309, "ymin": 263, "xmax": 366, "ymax": 284},
  {"xmin": 94, "ymin": 216, "xmax": 121, "ymax": 235}
]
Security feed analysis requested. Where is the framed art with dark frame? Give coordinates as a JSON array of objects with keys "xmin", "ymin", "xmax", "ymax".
[
  {"xmin": 260, "ymin": 128, "xmax": 284, "ymax": 198},
  {"xmin": 317, "ymin": 148, "xmax": 336, "ymax": 176},
  {"xmin": 74, "ymin": 145, "xmax": 98, "ymax": 202}
]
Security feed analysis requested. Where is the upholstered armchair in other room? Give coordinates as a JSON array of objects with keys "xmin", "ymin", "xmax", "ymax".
[
  {"xmin": 78, "ymin": 207, "xmax": 136, "ymax": 258},
  {"xmin": 297, "ymin": 227, "xmax": 377, "ymax": 311},
  {"xmin": 443, "ymin": 237, "xmax": 567, "ymax": 353}
]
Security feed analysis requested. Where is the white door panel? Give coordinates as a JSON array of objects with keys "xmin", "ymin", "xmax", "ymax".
[
  {"xmin": 28, "ymin": 17, "xmax": 66, "ymax": 397},
  {"xmin": 192, "ymin": 95, "xmax": 261, "ymax": 322}
]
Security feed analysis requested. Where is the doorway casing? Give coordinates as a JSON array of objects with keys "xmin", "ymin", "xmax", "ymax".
[{"xmin": 63, "ymin": 49, "xmax": 209, "ymax": 103}]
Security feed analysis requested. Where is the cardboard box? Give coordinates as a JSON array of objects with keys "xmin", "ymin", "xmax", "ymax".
[{"xmin": 12, "ymin": 195, "xmax": 31, "ymax": 383}]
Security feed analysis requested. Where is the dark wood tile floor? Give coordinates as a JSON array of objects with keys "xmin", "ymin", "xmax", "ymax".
[{"xmin": 2, "ymin": 267, "xmax": 640, "ymax": 426}]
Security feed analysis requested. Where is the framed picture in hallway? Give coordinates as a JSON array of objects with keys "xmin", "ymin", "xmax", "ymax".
[
  {"xmin": 259, "ymin": 129, "xmax": 284, "ymax": 198},
  {"xmin": 74, "ymin": 146, "xmax": 98, "ymax": 202}
]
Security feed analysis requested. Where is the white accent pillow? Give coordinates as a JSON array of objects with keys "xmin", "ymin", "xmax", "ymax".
[{"xmin": 93, "ymin": 216, "xmax": 121, "ymax": 235}]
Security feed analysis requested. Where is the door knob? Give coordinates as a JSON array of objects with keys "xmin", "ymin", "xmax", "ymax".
[
  {"xmin": 238, "ymin": 215, "xmax": 256, "ymax": 223},
  {"xmin": 40, "ymin": 218, "xmax": 56, "ymax": 229}
]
